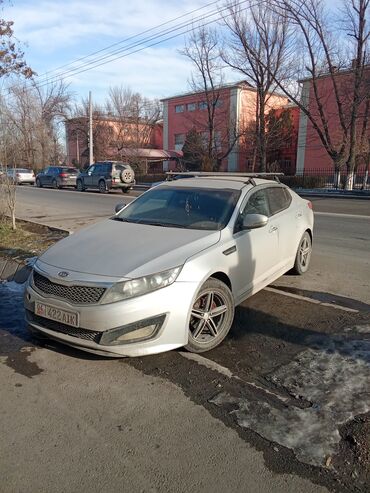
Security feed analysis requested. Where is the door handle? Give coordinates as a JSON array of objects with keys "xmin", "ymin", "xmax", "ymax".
[{"xmin": 269, "ymin": 226, "xmax": 278, "ymax": 233}]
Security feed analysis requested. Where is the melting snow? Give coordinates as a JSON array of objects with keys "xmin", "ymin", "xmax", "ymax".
[{"xmin": 211, "ymin": 333, "xmax": 370, "ymax": 467}]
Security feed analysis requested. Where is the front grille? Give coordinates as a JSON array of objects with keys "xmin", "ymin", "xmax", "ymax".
[
  {"xmin": 26, "ymin": 310, "xmax": 101, "ymax": 343},
  {"xmin": 33, "ymin": 271, "xmax": 106, "ymax": 305}
]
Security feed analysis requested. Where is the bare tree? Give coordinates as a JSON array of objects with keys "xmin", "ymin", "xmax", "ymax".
[
  {"xmin": 222, "ymin": 0, "xmax": 291, "ymax": 172},
  {"xmin": 33, "ymin": 81, "xmax": 72, "ymax": 167},
  {"xmin": 181, "ymin": 25, "xmax": 242, "ymax": 171},
  {"xmin": 3, "ymin": 167, "xmax": 17, "ymax": 230},
  {"xmin": 105, "ymin": 85, "xmax": 162, "ymax": 173},
  {"xmin": 0, "ymin": 1, "xmax": 34, "ymax": 79},
  {"xmin": 4, "ymin": 81, "xmax": 71, "ymax": 169},
  {"xmin": 252, "ymin": 0, "xmax": 370, "ymax": 189}
]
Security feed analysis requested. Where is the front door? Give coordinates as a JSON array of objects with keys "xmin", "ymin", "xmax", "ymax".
[
  {"xmin": 84, "ymin": 165, "xmax": 95, "ymax": 187},
  {"xmin": 233, "ymin": 188, "xmax": 279, "ymax": 301}
]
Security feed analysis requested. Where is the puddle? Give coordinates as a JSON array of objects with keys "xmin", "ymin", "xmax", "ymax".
[
  {"xmin": 211, "ymin": 333, "xmax": 370, "ymax": 468},
  {"xmin": 0, "ymin": 281, "xmax": 29, "ymax": 346},
  {"xmin": 0, "ymin": 281, "xmax": 42, "ymax": 377}
]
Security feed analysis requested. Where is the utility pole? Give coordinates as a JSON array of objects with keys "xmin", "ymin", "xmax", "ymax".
[{"xmin": 89, "ymin": 90, "xmax": 94, "ymax": 165}]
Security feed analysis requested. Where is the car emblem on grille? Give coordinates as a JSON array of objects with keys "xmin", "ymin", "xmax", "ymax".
[{"xmin": 58, "ymin": 271, "xmax": 69, "ymax": 278}]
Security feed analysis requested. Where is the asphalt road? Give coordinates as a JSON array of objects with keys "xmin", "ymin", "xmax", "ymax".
[{"xmin": 15, "ymin": 186, "xmax": 370, "ymax": 304}]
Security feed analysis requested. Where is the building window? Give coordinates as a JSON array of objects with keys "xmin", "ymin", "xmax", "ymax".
[
  {"xmin": 175, "ymin": 104, "xmax": 184, "ymax": 113},
  {"xmin": 187, "ymin": 102, "xmax": 197, "ymax": 112},
  {"xmin": 199, "ymin": 101, "xmax": 207, "ymax": 110},
  {"xmin": 174, "ymin": 133, "xmax": 185, "ymax": 150},
  {"xmin": 215, "ymin": 99, "xmax": 223, "ymax": 108}
]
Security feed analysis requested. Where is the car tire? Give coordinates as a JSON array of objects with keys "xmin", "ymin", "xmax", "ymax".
[
  {"xmin": 99, "ymin": 180, "xmax": 108, "ymax": 193},
  {"xmin": 185, "ymin": 278, "xmax": 234, "ymax": 353},
  {"xmin": 36, "ymin": 178, "xmax": 42, "ymax": 188},
  {"xmin": 121, "ymin": 188, "xmax": 130, "ymax": 194},
  {"xmin": 52, "ymin": 179, "xmax": 58, "ymax": 189},
  {"xmin": 76, "ymin": 180, "xmax": 85, "ymax": 192},
  {"xmin": 120, "ymin": 169, "xmax": 134, "ymax": 184},
  {"xmin": 292, "ymin": 231, "xmax": 312, "ymax": 275}
]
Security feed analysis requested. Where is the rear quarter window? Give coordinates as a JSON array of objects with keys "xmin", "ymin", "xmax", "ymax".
[{"xmin": 267, "ymin": 187, "xmax": 292, "ymax": 215}]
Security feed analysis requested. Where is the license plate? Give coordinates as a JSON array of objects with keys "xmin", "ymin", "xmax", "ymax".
[{"xmin": 35, "ymin": 302, "xmax": 79, "ymax": 328}]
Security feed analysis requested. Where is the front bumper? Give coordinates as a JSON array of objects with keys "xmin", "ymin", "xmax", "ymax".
[{"xmin": 24, "ymin": 278, "xmax": 198, "ymax": 357}]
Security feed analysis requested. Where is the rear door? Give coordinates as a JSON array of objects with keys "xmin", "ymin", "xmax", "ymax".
[
  {"xmin": 265, "ymin": 186, "xmax": 297, "ymax": 269},
  {"xmin": 92, "ymin": 164, "xmax": 103, "ymax": 187}
]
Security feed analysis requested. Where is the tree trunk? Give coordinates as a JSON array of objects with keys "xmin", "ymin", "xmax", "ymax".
[
  {"xmin": 362, "ymin": 169, "xmax": 369, "ymax": 189},
  {"xmin": 11, "ymin": 208, "xmax": 16, "ymax": 231},
  {"xmin": 345, "ymin": 170, "xmax": 355, "ymax": 191},
  {"xmin": 333, "ymin": 170, "xmax": 341, "ymax": 189}
]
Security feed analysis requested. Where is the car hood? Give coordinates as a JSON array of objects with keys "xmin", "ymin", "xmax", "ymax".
[{"xmin": 39, "ymin": 219, "xmax": 220, "ymax": 279}]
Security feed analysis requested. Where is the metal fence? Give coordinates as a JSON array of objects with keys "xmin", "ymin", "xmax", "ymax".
[
  {"xmin": 280, "ymin": 169, "xmax": 370, "ymax": 190},
  {"xmin": 136, "ymin": 169, "xmax": 370, "ymax": 190}
]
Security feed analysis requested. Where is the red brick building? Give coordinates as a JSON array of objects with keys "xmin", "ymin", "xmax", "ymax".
[
  {"xmin": 296, "ymin": 67, "xmax": 370, "ymax": 175},
  {"xmin": 161, "ymin": 81, "xmax": 290, "ymax": 172},
  {"xmin": 65, "ymin": 116, "xmax": 180, "ymax": 172}
]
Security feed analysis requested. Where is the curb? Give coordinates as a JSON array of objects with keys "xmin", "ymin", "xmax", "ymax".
[
  {"xmin": 294, "ymin": 189, "xmax": 370, "ymax": 199},
  {"xmin": 0, "ymin": 256, "xmax": 33, "ymax": 284}
]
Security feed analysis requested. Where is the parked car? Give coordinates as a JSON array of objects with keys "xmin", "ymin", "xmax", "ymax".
[
  {"xmin": 24, "ymin": 174, "xmax": 313, "ymax": 357},
  {"xmin": 35, "ymin": 166, "xmax": 78, "ymax": 189},
  {"xmin": 6, "ymin": 168, "xmax": 35, "ymax": 185},
  {"xmin": 76, "ymin": 161, "xmax": 135, "ymax": 193}
]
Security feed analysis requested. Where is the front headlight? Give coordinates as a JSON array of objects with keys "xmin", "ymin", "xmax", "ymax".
[{"xmin": 101, "ymin": 266, "xmax": 182, "ymax": 304}]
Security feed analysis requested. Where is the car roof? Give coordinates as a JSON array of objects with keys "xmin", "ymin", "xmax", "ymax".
[{"xmin": 158, "ymin": 176, "xmax": 283, "ymax": 191}]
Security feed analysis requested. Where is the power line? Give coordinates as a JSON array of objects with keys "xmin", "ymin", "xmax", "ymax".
[
  {"xmin": 35, "ymin": 0, "xmax": 221, "ymax": 81},
  {"xmin": 7, "ymin": 0, "xmax": 252, "ymax": 92}
]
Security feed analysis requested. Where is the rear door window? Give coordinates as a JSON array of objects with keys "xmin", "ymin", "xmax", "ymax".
[{"xmin": 266, "ymin": 187, "xmax": 292, "ymax": 215}]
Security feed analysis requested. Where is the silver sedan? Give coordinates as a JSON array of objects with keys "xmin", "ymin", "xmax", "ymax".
[{"xmin": 24, "ymin": 175, "xmax": 314, "ymax": 357}]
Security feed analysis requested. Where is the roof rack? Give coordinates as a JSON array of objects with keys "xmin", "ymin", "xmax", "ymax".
[{"xmin": 165, "ymin": 171, "xmax": 284, "ymax": 185}]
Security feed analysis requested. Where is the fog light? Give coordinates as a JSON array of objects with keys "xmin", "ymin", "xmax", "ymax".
[{"xmin": 100, "ymin": 314, "xmax": 166, "ymax": 346}]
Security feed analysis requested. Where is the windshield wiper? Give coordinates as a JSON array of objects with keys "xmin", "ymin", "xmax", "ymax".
[
  {"xmin": 111, "ymin": 217, "xmax": 141, "ymax": 223},
  {"xmin": 143, "ymin": 221, "xmax": 188, "ymax": 228}
]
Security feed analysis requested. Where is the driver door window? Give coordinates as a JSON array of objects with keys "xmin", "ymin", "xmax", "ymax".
[
  {"xmin": 84, "ymin": 165, "xmax": 95, "ymax": 186},
  {"xmin": 242, "ymin": 189, "xmax": 270, "ymax": 216}
]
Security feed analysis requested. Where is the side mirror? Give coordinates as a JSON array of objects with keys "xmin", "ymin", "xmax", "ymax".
[
  {"xmin": 115, "ymin": 203, "xmax": 126, "ymax": 213},
  {"xmin": 242, "ymin": 213, "xmax": 268, "ymax": 230}
]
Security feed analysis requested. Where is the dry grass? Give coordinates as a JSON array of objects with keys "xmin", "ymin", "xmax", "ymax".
[{"xmin": 0, "ymin": 218, "xmax": 67, "ymax": 259}]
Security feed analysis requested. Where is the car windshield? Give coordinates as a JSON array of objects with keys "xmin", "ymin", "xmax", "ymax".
[
  {"xmin": 64, "ymin": 168, "xmax": 78, "ymax": 174},
  {"xmin": 115, "ymin": 186, "xmax": 240, "ymax": 230}
]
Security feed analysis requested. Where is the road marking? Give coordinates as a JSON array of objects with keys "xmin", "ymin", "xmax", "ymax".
[
  {"xmin": 315, "ymin": 211, "xmax": 370, "ymax": 219},
  {"xmin": 265, "ymin": 287, "xmax": 359, "ymax": 313},
  {"xmin": 179, "ymin": 352, "xmax": 290, "ymax": 403}
]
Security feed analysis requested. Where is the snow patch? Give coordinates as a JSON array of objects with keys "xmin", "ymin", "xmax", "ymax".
[{"xmin": 211, "ymin": 335, "xmax": 370, "ymax": 467}]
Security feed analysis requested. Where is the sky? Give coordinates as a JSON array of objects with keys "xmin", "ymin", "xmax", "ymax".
[{"xmin": 3, "ymin": 0, "xmax": 236, "ymax": 104}]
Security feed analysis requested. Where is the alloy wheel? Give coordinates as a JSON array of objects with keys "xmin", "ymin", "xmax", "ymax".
[
  {"xmin": 298, "ymin": 235, "xmax": 311, "ymax": 270},
  {"xmin": 190, "ymin": 290, "xmax": 229, "ymax": 343}
]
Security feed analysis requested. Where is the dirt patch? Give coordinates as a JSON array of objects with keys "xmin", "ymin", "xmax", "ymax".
[
  {"xmin": 333, "ymin": 413, "xmax": 370, "ymax": 490},
  {"xmin": 0, "ymin": 218, "xmax": 67, "ymax": 259},
  {"xmin": 128, "ymin": 291, "xmax": 370, "ymax": 492}
]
